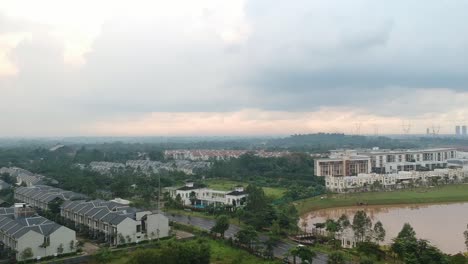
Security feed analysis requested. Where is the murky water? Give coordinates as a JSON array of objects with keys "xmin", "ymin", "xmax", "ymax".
[{"xmin": 300, "ymin": 203, "xmax": 468, "ymax": 254}]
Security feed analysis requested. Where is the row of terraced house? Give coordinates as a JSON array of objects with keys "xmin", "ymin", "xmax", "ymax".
[{"xmin": 12, "ymin": 184, "xmax": 170, "ymax": 261}]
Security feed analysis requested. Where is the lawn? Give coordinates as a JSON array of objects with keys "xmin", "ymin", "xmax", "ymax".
[
  {"xmin": 295, "ymin": 184, "xmax": 468, "ymax": 215},
  {"xmin": 209, "ymin": 240, "xmax": 280, "ymax": 264},
  {"xmin": 204, "ymin": 179, "xmax": 287, "ymax": 200},
  {"xmin": 106, "ymin": 239, "xmax": 280, "ymax": 264}
]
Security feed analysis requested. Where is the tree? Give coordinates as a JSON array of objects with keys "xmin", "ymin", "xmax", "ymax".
[
  {"xmin": 211, "ymin": 215, "xmax": 230, "ymax": 238},
  {"xmin": 289, "ymin": 246, "xmax": 316, "ymax": 264},
  {"xmin": 69, "ymin": 240, "xmax": 75, "ymax": 251},
  {"xmin": 352, "ymin": 211, "xmax": 372, "ymax": 242},
  {"xmin": 20, "ymin": 247, "xmax": 33, "ymax": 260},
  {"xmin": 337, "ymin": 214, "xmax": 350, "ymax": 229},
  {"xmin": 235, "ymin": 225, "xmax": 258, "ymax": 249},
  {"xmin": 328, "ymin": 251, "xmax": 346, "ymax": 264},
  {"xmin": 391, "ymin": 223, "xmax": 448, "ymax": 264},
  {"xmin": 57, "ymin": 243, "xmax": 64, "ymax": 254},
  {"xmin": 464, "ymin": 224, "xmax": 468, "ymax": 251},
  {"xmin": 373, "ymin": 221, "xmax": 386, "ymax": 243}
]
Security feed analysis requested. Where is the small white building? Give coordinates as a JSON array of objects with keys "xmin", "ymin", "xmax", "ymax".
[{"xmin": 166, "ymin": 182, "xmax": 248, "ymax": 208}]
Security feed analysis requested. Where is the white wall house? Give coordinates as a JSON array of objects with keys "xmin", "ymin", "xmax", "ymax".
[
  {"xmin": 166, "ymin": 182, "xmax": 248, "ymax": 208},
  {"xmin": 0, "ymin": 205, "xmax": 76, "ymax": 261},
  {"xmin": 61, "ymin": 200, "xmax": 169, "ymax": 245}
]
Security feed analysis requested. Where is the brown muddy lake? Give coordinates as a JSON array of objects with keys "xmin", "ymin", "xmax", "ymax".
[{"xmin": 300, "ymin": 202, "xmax": 468, "ymax": 254}]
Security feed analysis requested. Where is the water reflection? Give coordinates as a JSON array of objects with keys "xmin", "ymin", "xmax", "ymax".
[{"xmin": 301, "ymin": 203, "xmax": 468, "ymax": 254}]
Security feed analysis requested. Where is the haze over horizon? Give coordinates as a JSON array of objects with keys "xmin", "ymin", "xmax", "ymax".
[{"xmin": 1, "ymin": 0, "xmax": 468, "ymax": 137}]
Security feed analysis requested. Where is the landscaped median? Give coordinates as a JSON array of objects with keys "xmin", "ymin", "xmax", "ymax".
[{"xmin": 295, "ymin": 184, "xmax": 468, "ymax": 215}]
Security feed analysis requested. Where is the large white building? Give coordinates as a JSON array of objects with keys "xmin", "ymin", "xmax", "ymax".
[
  {"xmin": 316, "ymin": 148, "xmax": 457, "ymax": 177},
  {"xmin": 60, "ymin": 200, "xmax": 169, "ymax": 245},
  {"xmin": 166, "ymin": 182, "xmax": 248, "ymax": 208},
  {"xmin": 0, "ymin": 205, "xmax": 76, "ymax": 261},
  {"xmin": 325, "ymin": 168, "xmax": 468, "ymax": 192}
]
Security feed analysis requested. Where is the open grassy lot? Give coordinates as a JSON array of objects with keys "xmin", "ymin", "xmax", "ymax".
[
  {"xmin": 106, "ymin": 239, "xmax": 279, "ymax": 264},
  {"xmin": 204, "ymin": 179, "xmax": 287, "ymax": 200},
  {"xmin": 295, "ymin": 184, "xmax": 468, "ymax": 215},
  {"xmin": 209, "ymin": 240, "xmax": 280, "ymax": 264}
]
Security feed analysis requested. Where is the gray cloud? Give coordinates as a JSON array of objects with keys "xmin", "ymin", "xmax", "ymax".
[{"xmin": 1, "ymin": 0, "xmax": 468, "ymax": 135}]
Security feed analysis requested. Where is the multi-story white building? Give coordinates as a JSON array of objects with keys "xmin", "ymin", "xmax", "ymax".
[
  {"xmin": 325, "ymin": 168, "xmax": 468, "ymax": 192},
  {"xmin": 166, "ymin": 182, "xmax": 248, "ymax": 208},
  {"xmin": 316, "ymin": 148, "xmax": 457, "ymax": 177},
  {"xmin": 0, "ymin": 205, "xmax": 76, "ymax": 261},
  {"xmin": 360, "ymin": 148, "xmax": 456, "ymax": 173},
  {"xmin": 315, "ymin": 150, "xmax": 372, "ymax": 177},
  {"xmin": 60, "ymin": 200, "xmax": 169, "ymax": 245}
]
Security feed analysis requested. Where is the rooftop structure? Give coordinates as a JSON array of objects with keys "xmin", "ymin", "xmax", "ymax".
[
  {"xmin": 0, "ymin": 167, "xmax": 56, "ymax": 187},
  {"xmin": 14, "ymin": 185, "xmax": 87, "ymax": 211},
  {"xmin": 0, "ymin": 205, "xmax": 76, "ymax": 261}
]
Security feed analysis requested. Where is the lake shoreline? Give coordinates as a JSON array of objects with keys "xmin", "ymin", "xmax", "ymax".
[{"xmin": 295, "ymin": 184, "xmax": 468, "ymax": 215}]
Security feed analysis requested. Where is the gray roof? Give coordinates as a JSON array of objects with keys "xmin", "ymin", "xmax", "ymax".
[
  {"xmin": 16, "ymin": 185, "xmax": 87, "ymax": 204},
  {"xmin": 62, "ymin": 200, "xmax": 140, "ymax": 226},
  {"xmin": 0, "ymin": 212, "xmax": 63, "ymax": 239}
]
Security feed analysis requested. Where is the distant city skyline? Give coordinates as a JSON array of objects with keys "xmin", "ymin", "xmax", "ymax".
[{"xmin": 1, "ymin": 0, "xmax": 468, "ymax": 136}]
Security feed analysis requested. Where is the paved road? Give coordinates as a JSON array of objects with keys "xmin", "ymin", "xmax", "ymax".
[{"xmin": 167, "ymin": 214, "xmax": 328, "ymax": 264}]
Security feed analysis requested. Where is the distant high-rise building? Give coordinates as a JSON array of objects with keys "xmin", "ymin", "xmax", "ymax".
[
  {"xmin": 456, "ymin": 125, "xmax": 461, "ymax": 135},
  {"xmin": 426, "ymin": 128, "xmax": 430, "ymax": 135},
  {"xmin": 463, "ymin": 125, "xmax": 467, "ymax": 136}
]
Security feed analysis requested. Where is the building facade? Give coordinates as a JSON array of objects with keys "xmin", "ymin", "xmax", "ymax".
[
  {"xmin": 166, "ymin": 182, "xmax": 248, "ymax": 208},
  {"xmin": 316, "ymin": 148, "xmax": 457, "ymax": 177},
  {"xmin": 325, "ymin": 168, "xmax": 468, "ymax": 192},
  {"xmin": 0, "ymin": 205, "xmax": 76, "ymax": 261},
  {"xmin": 60, "ymin": 200, "xmax": 169, "ymax": 245}
]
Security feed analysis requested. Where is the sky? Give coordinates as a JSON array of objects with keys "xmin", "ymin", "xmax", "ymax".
[{"xmin": 0, "ymin": 0, "xmax": 468, "ymax": 137}]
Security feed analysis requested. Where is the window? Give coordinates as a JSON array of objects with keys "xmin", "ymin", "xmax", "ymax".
[{"xmin": 137, "ymin": 225, "xmax": 141, "ymax": 232}]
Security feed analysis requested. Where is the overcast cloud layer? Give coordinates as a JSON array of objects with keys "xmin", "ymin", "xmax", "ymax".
[{"xmin": 1, "ymin": 0, "xmax": 468, "ymax": 136}]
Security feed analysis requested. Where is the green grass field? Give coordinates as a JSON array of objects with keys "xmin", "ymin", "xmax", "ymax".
[
  {"xmin": 107, "ymin": 239, "xmax": 279, "ymax": 264},
  {"xmin": 295, "ymin": 184, "xmax": 468, "ymax": 215},
  {"xmin": 209, "ymin": 240, "xmax": 280, "ymax": 264},
  {"xmin": 204, "ymin": 179, "xmax": 287, "ymax": 200}
]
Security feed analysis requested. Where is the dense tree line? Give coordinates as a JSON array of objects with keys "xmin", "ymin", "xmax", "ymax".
[{"xmin": 208, "ymin": 152, "xmax": 325, "ymax": 199}]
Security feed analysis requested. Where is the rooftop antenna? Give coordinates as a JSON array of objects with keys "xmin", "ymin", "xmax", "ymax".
[
  {"xmin": 402, "ymin": 121, "xmax": 411, "ymax": 135},
  {"xmin": 373, "ymin": 124, "xmax": 379, "ymax": 137},
  {"xmin": 354, "ymin": 122, "xmax": 362, "ymax": 135},
  {"xmin": 431, "ymin": 124, "xmax": 440, "ymax": 136}
]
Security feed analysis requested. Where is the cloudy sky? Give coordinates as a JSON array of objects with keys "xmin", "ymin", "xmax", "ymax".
[{"xmin": 1, "ymin": 0, "xmax": 467, "ymax": 136}]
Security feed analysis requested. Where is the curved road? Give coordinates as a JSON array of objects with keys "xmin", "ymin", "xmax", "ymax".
[{"xmin": 167, "ymin": 214, "xmax": 328, "ymax": 264}]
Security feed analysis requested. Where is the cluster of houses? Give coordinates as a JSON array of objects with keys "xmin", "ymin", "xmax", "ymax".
[
  {"xmin": 0, "ymin": 166, "xmax": 171, "ymax": 261},
  {"xmin": 82, "ymin": 160, "xmax": 210, "ymax": 175},
  {"xmin": 164, "ymin": 149, "xmax": 290, "ymax": 161},
  {"xmin": 166, "ymin": 181, "xmax": 248, "ymax": 208},
  {"xmin": 0, "ymin": 167, "xmax": 58, "ymax": 188}
]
